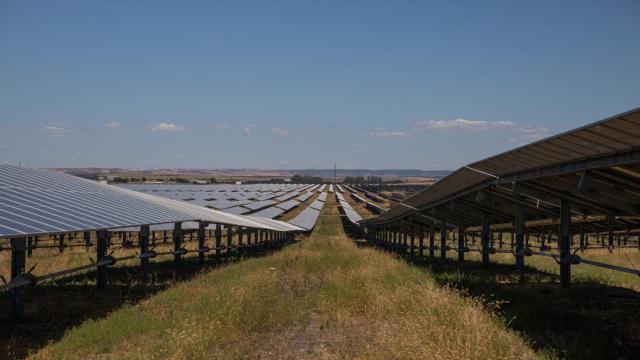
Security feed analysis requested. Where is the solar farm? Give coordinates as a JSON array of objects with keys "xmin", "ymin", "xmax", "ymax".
[{"xmin": 1, "ymin": 109, "xmax": 640, "ymax": 359}]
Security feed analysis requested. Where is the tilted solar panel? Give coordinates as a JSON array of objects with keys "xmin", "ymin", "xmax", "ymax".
[
  {"xmin": 244, "ymin": 199, "xmax": 276, "ymax": 211},
  {"xmin": 309, "ymin": 200, "xmax": 324, "ymax": 211},
  {"xmin": 223, "ymin": 206, "xmax": 250, "ymax": 215},
  {"xmin": 275, "ymin": 199, "xmax": 300, "ymax": 211},
  {"xmin": 249, "ymin": 206, "xmax": 285, "ymax": 219},
  {"xmin": 0, "ymin": 165, "xmax": 302, "ymax": 237},
  {"xmin": 287, "ymin": 207, "xmax": 321, "ymax": 231}
]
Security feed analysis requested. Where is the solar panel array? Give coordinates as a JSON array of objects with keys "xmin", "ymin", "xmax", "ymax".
[
  {"xmin": 296, "ymin": 192, "xmax": 313, "ymax": 202},
  {"xmin": 249, "ymin": 206, "xmax": 285, "ymax": 219},
  {"xmin": 310, "ymin": 200, "xmax": 324, "ymax": 211},
  {"xmin": 0, "ymin": 165, "xmax": 303, "ymax": 237},
  {"xmin": 336, "ymin": 185, "xmax": 344, "ymax": 193},
  {"xmin": 244, "ymin": 199, "xmax": 277, "ymax": 211},
  {"xmin": 119, "ymin": 184, "xmax": 320, "ymax": 222},
  {"xmin": 328, "ymin": 184, "xmax": 334, "ymax": 193},
  {"xmin": 287, "ymin": 207, "xmax": 321, "ymax": 231},
  {"xmin": 285, "ymin": 188, "xmax": 331, "ymax": 231},
  {"xmin": 338, "ymin": 197, "xmax": 363, "ymax": 224},
  {"xmin": 117, "ymin": 183, "xmax": 313, "ymax": 212},
  {"xmin": 276, "ymin": 199, "xmax": 301, "ymax": 211}
]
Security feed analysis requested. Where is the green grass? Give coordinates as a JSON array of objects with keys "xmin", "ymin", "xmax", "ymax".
[{"xmin": 30, "ymin": 195, "xmax": 536, "ymax": 360}]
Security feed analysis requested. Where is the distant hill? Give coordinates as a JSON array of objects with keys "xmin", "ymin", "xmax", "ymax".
[
  {"xmin": 52, "ymin": 167, "xmax": 451, "ymax": 181},
  {"xmin": 281, "ymin": 169, "xmax": 450, "ymax": 179}
]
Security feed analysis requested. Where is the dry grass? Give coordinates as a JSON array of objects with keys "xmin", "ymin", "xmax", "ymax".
[
  {"xmin": 461, "ymin": 246, "xmax": 640, "ymax": 290},
  {"xmin": 28, "ymin": 195, "xmax": 537, "ymax": 359}
]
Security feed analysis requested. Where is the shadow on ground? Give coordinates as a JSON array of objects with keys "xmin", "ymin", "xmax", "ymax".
[
  {"xmin": 0, "ymin": 248, "xmax": 280, "ymax": 359},
  {"xmin": 365, "ymin": 244, "xmax": 640, "ymax": 360}
]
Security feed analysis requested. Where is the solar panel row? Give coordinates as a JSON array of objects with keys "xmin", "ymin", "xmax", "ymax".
[
  {"xmin": 275, "ymin": 199, "xmax": 301, "ymax": 211},
  {"xmin": 287, "ymin": 207, "xmax": 321, "ymax": 231},
  {"xmin": 0, "ymin": 164, "xmax": 302, "ymax": 237},
  {"xmin": 338, "ymin": 198, "xmax": 363, "ymax": 224},
  {"xmin": 249, "ymin": 207, "xmax": 285, "ymax": 219},
  {"xmin": 309, "ymin": 200, "xmax": 324, "ymax": 211}
]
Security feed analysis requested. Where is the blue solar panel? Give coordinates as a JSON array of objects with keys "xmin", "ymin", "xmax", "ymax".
[
  {"xmin": 249, "ymin": 207, "xmax": 285, "ymax": 219},
  {"xmin": 287, "ymin": 207, "xmax": 321, "ymax": 231},
  {"xmin": 276, "ymin": 199, "xmax": 300, "ymax": 211},
  {"xmin": 0, "ymin": 165, "xmax": 304, "ymax": 236}
]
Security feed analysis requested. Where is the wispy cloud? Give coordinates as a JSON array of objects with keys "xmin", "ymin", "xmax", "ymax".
[
  {"xmin": 367, "ymin": 130, "xmax": 410, "ymax": 138},
  {"xmin": 243, "ymin": 126, "xmax": 252, "ymax": 136},
  {"xmin": 104, "ymin": 121, "xmax": 121, "ymax": 129},
  {"xmin": 271, "ymin": 127, "xmax": 289, "ymax": 138},
  {"xmin": 413, "ymin": 118, "xmax": 550, "ymax": 140},
  {"xmin": 148, "ymin": 122, "xmax": 185, "ymax": 132},
  {"xmin": 36, "ymin": 122, "xmax": 73, "ymax": 137}
]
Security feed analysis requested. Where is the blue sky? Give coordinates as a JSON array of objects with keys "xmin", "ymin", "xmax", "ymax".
[{"xmin": 0, "ymin": 0, "xmax": 638, "ymax": 170}]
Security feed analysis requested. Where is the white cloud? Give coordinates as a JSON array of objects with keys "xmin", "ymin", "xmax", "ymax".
[
  {"xmin": 413, "ymin": 118, "xmax": 550, "ymax": 140},
  {"xmin": 148, "ymin": 122, "xmax": 185, "ymax": 132},
  {"xmin": 367, "ymin": 130, "xmax": 410, "ymax": 138},
  {"xmin": 104, "ymin": 121, "xmax": 121, "ymax": 129},
  {"xmin": 280, "ymin": 159, "xmax": 292, "ymax": 165},
  {"xmin": 243, "ymin": 126, "xmax": 252, "ymax": 136},
  {"xmin": 209, "ymin": 124, "xmax": 231, "ymax": 130},
  {"xmin": 271, "ymin": 127, "xmax": 289, "ymax": 138},
  {"xmin": 413, "ymin": 119, "xmax": 519, "ymax": 131},
  {"xmin": 36, "ymin": 122, "xmax": 72, "ymax": 137}
]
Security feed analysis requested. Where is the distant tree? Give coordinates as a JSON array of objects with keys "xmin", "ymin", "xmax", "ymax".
[{"xmin": 111, "ymin": 176, "xmax": 128, "ymax": 184}]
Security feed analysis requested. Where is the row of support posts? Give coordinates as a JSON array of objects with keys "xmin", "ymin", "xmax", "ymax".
[
  {"xmin": 6, "ymin": 222, "xmax": 296, "ymax": 319},
  {"xmin": 363, "ymin": 196, "xmax": 576, "ymax": 289}
]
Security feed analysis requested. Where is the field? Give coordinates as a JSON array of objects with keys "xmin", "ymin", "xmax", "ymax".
[{"xmin": 1, "ymin": 193, "xmax": 639, "ymax": 359}]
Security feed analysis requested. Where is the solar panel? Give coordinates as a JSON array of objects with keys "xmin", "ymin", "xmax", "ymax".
[
  {"xmin": 310, "ymin": 200, "xmax": 324, "ymax": 211},
  {"xmin": 317, "ymin": 192, "xmax": 328, "ymax": 202},
  {"xmin": 0, "ymin": 165, "xmax": 302, "ymax": 237},
  {"xmin": 336, "ymin": 193, "xmax": 345, "ymax": 202},
  {"xmin": 275, "ymin": 199, "xmax": 300, "ymax": 211},
  {"xmin": 338, "ymin": 199, "xmax": 362, "ymax": 224},
  {"xmin": 255, "ymin": 193, "xmax": 277, "ymax": 201},
  {"xmin": 244, "ymin": 199, "xmax": 276, "ymax": 211},
  {"xmin": 223, "ymin": 206, "xmax": 250, "ymax": 215},
  {"xmin": 350, "ymin": 193, "xmax": 366, "ymax": 203},
  {"xmin": 249, "ymin": 206, "xmax": 285, "ymax": 219},
  {"xmin": 296, "ymin": 192, "xmax": 313, "ymax": 202},
  {"xmin": 275, "ymin": 192, "xmax": 298, "ymax": 202},
  {"xmin": 287, "ymin": 207, "xmax": 321, "ymax": 231}
]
